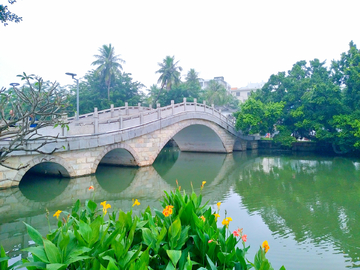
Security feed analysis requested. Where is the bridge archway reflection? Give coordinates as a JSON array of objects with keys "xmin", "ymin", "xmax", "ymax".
[
  {"xmin": 153, "ymin": 147, "xmax": 228, "ymax": 191},
  {"xmin": 19, "ymin": 162, "xmax": 71, "ymax": 202},
  {"xmin": 96, "ymin": 165, "xmax": 137, "ymax": 193}
]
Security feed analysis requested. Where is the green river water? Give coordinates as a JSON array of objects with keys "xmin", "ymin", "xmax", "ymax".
[{"xmin": 1, "ymin": 148, "xmax": 360, "ymax": 269}]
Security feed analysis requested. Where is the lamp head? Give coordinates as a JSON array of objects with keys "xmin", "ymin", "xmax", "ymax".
[
  {"xmin": 10, "ymin": 83, "xmax": 20, "ymax": 87},
  {"xmin": 65, "ymin": 72, "xmax": 77, "ymax": 79}
]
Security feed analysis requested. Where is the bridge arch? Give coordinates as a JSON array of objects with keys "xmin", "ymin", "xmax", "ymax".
[
  {"xmin": 156, "ymin": 119, "xmax": 236, "ymax": 158},
  {"xmin": 14, "ymin": 155, "xmax": 75, "ymax": 183},
  {"xmin": 91, "ymin": 143, "xmax": 140, "ymax": 173},
  {"xmin": 142, "ymin": 119, "xmax": 236, "ymax": 165}
]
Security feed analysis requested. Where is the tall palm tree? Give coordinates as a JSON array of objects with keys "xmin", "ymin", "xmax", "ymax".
[
  {"xmin": 204, "ymin": 80, "xmax": 229, "ymax": 106},
  {"xmin": 91, "ymin": 44, "xmax": 125, "ymax": 100},
  {"xmin": 155, "ymin": 56, "xmax": 182, "ymax": 103},
  {"xmin": 185, "ymin": 68, "xmax": 199, "ymax": 83},
  {"xmin": 185, "ymin": 68, "xmax": 201, "ymax": 98}
]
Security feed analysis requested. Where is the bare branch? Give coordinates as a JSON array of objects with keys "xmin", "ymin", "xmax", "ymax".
[{"xmin": 0, "ymin": 73, "xmax": 69, "ymax": 170}]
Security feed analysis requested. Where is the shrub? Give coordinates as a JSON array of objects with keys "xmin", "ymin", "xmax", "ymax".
[{"xmin": 0, "ymin": 184, "xmax": 286, "ymax": 270}]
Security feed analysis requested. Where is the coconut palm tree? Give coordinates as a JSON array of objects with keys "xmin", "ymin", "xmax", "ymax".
[
  {"xmin": 91, "ymin": 44, "xmax": 125, "ymax": 100},
  {"xmin": 154, "ymin": 56, "xmax": 182, "ymax": 103},
  {"xmin": 185, "ymin": 68, "xmax": 202, "ymax": 98},
  {"xmin": 203, "ymin": 80, "xmax": 229, "ymax": 106},
  {"xmin": 185, "ymin": 68, "xmax": 199, "ymax": 84}
]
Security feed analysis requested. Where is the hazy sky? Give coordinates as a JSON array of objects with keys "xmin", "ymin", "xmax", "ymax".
[{"xmin": 1, "ymin": 0, "xmax": 360, "ymax": 91}]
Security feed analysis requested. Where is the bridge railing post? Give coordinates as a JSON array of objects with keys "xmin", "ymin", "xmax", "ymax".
[
  {"xmin": 61, "ymin": 113, "xmax": 67, "ymax": 136},
  {"xmin": 140, "ymin": 112, "xmax": 144, "ymax": 124},
  {"xmin": 119, "ymin": 116, "xmax": 123, "ymax": 129},
  {"xmin": 203, "ymin": 101, "xmax": 206, "ymax": 112},
  {"xmin": 157, "ymin": 103, "xmax": 161, "ymax": 119},
  {"xmin": 194, "ymin": 98, "xmax": 197, "ymax": 111},
  {"xmin": 110, "ymin": 104, "xmax": 114, "ymax": 118},
  {"xmin": 94, "ymin": 107, "xmax": 99, "ymax": 134},
  {"xmin": 183, "ymin": 98, "xmax": 187, "ymax": 111},
  {"xmin": 171, "ymin": 100, "xmax": 174, "ymax": 115},
  {"xmin": 138, "ymin": 103, "xmax": 142, "ymax": 112},
  {"xmin": 125, "ymin": 102, "xmax": 129, "ymax": 115}
]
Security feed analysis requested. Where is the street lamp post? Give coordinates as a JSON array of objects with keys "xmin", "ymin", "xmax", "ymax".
[{"xmin": 65, "ymin": 73, "xmax": 79, "ymax": 120}]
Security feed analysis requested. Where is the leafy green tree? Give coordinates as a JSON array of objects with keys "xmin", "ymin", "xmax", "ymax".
[
  {"xmin": 328, "ymin": 41, "xmax": 360, "ymax": 152},
  {"xmin": 258, "ymin": 60, "xmax": 311, "ymax": 138},
  {"xmin": 255, "ymin": 59, "xmax": 345, "ymax": 145},
  {"xmin": 0, "ymin": 0, "xmax": 22, "ymax": 26},
  {"xmin": 331, "ymin": 113, "xmax": 360, "ymax": 153},
  {"xmin": 291, "ymin": 59, "xmax": 343, "ymax": 142},
  {"xmin": 331, "ymin": 41, "xmax": 360, "ymax": 111},
  {"xmin": 235, "ymin": 97, "xmax": 284, "ymax": 135},
  {"xmin": 67, "ymin": 70, "xmax": 143, "ymax": 115},
  {"xmin": 91, "ymin": 44, "xmax": 125, "ymax": 100},
  {"xmin": 147, "ymin": 83, "xmax": 196, "ymax": 107}
]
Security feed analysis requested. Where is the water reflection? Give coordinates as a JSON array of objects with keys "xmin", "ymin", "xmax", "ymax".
[
  {"xmin": 19, "ymin": 174, "xmax": 70, "ymax": 202},
  {"xmin": 233, "ymin": 153, "xmax": 360, "ymax": 268},
  {"xmin": 96, "ymin": 165, "xmax": 137, "ymax": 193},
  {"xmin": 1, "ymin": 149, "xmax": 360, "ymax": 269},
  {"xmin": 154, "ymin": 149, "xmax": 228, "ymax": 191}
]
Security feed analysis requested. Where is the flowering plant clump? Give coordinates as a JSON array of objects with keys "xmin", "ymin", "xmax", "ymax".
[
  {"xmin": 0, "ymin": 183, "xmax": 286, "ymax": 270},
  {"xmin": 162, "ymin": 205, "xmax": 174, "ymax": 217}
]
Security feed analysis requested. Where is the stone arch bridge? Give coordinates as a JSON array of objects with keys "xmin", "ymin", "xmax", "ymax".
[{"xmin": 0, "ymin": 99, "xmax": 258, "ymax": 188}]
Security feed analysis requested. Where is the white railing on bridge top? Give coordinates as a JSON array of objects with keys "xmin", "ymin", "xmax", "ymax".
[{"xmin": 56, "ymin": 98, "xmax": 237, "ymax": 136}]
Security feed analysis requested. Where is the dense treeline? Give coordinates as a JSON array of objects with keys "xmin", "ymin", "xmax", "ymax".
[
  {"xmin": 66, "ymin": 48, "xmax": 238, "ymax": 115},
  {"xmin": 235, "ymin": 41, "xmax": 360, "ymax": 153},
  {"xmin": 3, "ymin": 44, "xmax": 237, "ymax": 120}
]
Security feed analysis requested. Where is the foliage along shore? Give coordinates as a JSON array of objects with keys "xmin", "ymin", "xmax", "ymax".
[{"xmin": 235, "ymin": 41, "xmax": 360, "ymax": 154}]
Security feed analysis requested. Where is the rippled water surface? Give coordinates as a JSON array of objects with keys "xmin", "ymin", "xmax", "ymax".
[{"xmin": 1, "ymin": 148, "xmax": 360, "ymax": 269}]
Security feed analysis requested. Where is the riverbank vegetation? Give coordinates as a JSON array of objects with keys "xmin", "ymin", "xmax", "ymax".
[
  {"xmin": 0, "ymin": 185, "xmax": 285, "ymax": 270},
  {"xmin": 234, "ymin": 41, "xmax": 360, "ymax": 153}
]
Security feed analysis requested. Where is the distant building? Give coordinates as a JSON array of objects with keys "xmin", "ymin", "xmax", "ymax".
[
  {"xmin": 231, "ymin": 82, "xmax": 265, "ymax": 102},
  {"xmin": 199, "ymin": 76, "xmax": 232, "ymax": 93}
]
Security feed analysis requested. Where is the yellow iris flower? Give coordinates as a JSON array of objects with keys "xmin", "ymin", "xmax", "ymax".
[
  {"xmin": 132, "ymin": 199, "xmax": 140, "ymax": 207},
  {"xmin": 262, "ymin": 240, "xmax": 270, "ymax": 253},
  {"xmin": 53, "ymin": 210, "xmax": 62, "ymax": 219},
  {"xmin": 216, "ymin": 202, "xmax": 221, "ymax": 210},
  {"xmin": 221, "ymin": 217, "xmax": 232, "ymax": 228},
  {"xmin": 162, "ymin": 205, "xmax": 174, "ymax": 217},
  {"xmin": 201, "ymin": 181, "xmax": 206, "ymax": 190},
  {"xmin": 101, "ymin": 201, "xmax": 111, "ymax": 215}
]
